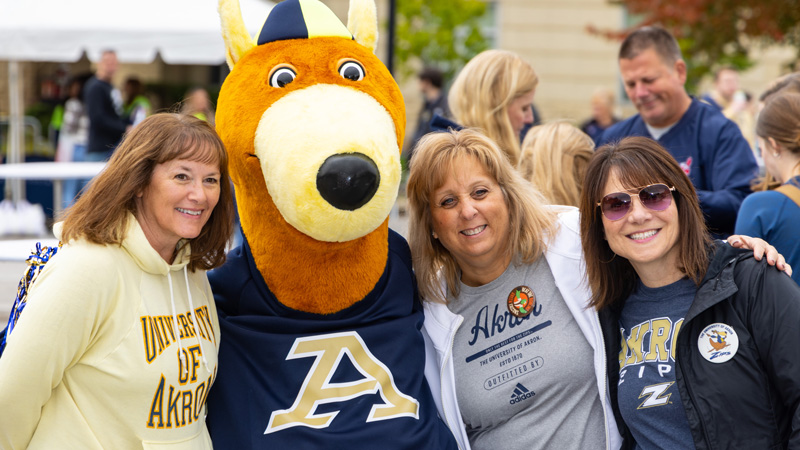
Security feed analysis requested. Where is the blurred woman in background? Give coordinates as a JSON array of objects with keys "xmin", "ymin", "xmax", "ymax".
[
  {"xmin": 182, "ymin": 87, "xmax": 216, "ymax": 127},
  {"xmin": 123, "ymin": 77, "xmax": 152, "ymax": 127},
  {"xmin": 56, "ymin": 74, "xmax": 91, "ymax": 209},
  {"xmin": 518, "ymin": 120, "xmax": 594, "ymax": 207},
  {"xmin": 447, "ymin": 50, "xmax": 537, "ymax": 165},
  {"xmin": 735, "ymin": 92, "xmax": 800, "ymax": 285}
]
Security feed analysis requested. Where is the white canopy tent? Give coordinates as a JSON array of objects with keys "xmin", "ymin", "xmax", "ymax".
[
  {"xmin": 0, "ymin": 0, "xmax": 273, "ymax": 201},
  {"xmin": 0, "ymin": 0, "xmax": 273, "ymax": 64}
]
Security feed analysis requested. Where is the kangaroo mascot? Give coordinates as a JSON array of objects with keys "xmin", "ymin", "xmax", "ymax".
[{"xmin": 206, "ymin": 0, "xmax": 457, "ymax": 448}]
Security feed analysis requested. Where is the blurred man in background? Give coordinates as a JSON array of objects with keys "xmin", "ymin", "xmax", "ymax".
[{"xmin": 83, "ymin": 50, "xmax": 129, "ymax": 161}]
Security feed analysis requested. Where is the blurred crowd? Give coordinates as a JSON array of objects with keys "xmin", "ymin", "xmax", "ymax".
[
  {"xmin": 2, "ymin": 17, "xmax": 799, "ymax": 450},
  {"xmin": 404, "ymin": 24, "xmax": 800, "ymax": 450},
  {"xmin": 51, "ymin": 50, "xmax": 218, "ymax": 210},
  {"xmin": 408, "ymin": 26, "xmax": 800, "ymax": 282}
]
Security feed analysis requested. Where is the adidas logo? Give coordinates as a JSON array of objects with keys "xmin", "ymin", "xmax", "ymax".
[{"xmin": 509, "ymin": 383, "xmax": 535, "ymax": 404}]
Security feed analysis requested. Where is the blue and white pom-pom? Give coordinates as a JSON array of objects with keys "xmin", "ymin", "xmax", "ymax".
[{"xmin": 0, "ymin": 242, "xmax": 59, "ymax": 356}]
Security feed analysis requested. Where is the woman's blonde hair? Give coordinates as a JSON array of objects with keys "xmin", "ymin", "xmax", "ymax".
[
  {"xmin": 407, "ymin": 128, "xmax": 557, "ymax": 303},
  {"xmin": 448, "ymin": 49, "xmax": 538, "ymax": 166},
  {"xmin": 519, "ymin": 121, "xmax": 594, "ymax": 206},
  {"xmin": 61, "ymin": 113, "xmax": 234, "ymax": 271}
]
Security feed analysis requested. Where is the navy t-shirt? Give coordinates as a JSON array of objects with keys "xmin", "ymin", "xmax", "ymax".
[{"xmin": 617, "ymin": 278, "xmax": 697, "ymax": 449}]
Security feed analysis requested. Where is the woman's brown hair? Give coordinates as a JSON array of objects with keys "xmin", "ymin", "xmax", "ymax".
[
  {"xmin": 756, "ymin": 92, "xmax": 800, "ymax": 173},
  {"xmin": 61, "ymin": 113, "xmax": 234, "ymax": 271},
  {"xmin": 578, "ymin": 136, "xmax": 711, "ymax": 309}
]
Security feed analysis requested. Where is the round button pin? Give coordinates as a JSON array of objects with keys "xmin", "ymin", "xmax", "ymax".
[{"xmin": 697, "ymin": 323, "xmax": 739, "ymax": 363}]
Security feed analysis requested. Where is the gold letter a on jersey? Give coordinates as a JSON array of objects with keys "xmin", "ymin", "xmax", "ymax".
[{"xmin": 265, "ymin": 331, "xmax": 420, "ymax": 434}]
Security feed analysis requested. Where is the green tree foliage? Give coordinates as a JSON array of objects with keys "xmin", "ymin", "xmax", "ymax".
[
  {"xmin": 394, "ymin": 0, "xmax": 490, "ymax": 82},
  {"xmin": 589, "ymin": 0, "xmax": 800, "ymax": 92}
]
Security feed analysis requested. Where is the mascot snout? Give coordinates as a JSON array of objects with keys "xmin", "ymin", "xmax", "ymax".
[
  {"xmin": 317, "ymin": 152, "xmax": 380, "ymax": 211},
  {"xmin": 255, "ymin": 84, "xmax": 401, "ymax": 242}
]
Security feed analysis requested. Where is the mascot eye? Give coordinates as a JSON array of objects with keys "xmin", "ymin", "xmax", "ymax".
[
  {"xmin": 269, "ymin": 67, "xmax": 296, "ymax": 88},
  {"xmin": 339, "ymin": 61, "xmax": 365, "ymax": 81}
]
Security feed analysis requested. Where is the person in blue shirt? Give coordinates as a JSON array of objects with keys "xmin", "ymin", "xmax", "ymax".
[
  {"xmin": 599, "ymin": 26, "xmax": 758, "ymax": 238},
  {"xmin": 735, "ymin": 91, "xmax": 800, "ymax": 285}
]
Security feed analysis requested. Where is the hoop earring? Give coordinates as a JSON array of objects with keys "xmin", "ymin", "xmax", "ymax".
[{"xmin": 600, "ymin": 252, "xmax": 616, "ymax": 263}]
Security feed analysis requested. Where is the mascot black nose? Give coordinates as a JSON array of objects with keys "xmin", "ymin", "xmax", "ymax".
[{"xmin": 316, "ymin": 153, "xmax": 380, "ymax": 211}]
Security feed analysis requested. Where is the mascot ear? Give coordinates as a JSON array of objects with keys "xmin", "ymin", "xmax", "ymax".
[
  {"xmin": 347, "ymin": 0, "xmax": 379, "ymax": 53},
  {"xmin": 218, "ymin": 0, "xmax": 257, "ymax": 68}
]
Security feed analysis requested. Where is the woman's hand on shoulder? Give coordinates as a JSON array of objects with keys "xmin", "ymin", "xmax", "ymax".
[{"xmin": 727, "ymin": 235, "xmax": 792, "ymax": 276}]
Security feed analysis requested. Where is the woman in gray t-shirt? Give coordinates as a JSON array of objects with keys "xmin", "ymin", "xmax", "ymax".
[{"xmin": 406, "ymin": 128, "xmax": 619, "ymax": 450}]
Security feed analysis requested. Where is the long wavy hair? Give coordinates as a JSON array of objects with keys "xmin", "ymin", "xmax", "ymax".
[
  {"xmin": 61, "ymin": 113, "xmax": 234, "ymax": 271},
  {"xmin": 407, "ymin": 128, "xmax": 557, "ymax": 303},
  {"xmin": 448, "ymin": 50, "xmax": 538, "ymax": 166}
]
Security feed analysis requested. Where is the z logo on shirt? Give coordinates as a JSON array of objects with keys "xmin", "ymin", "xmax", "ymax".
[
  {"xmin": 265, "ymin": 331, "xmax": 420, "ymax": 434},
  {"xmin": 638, "ymin": 381, "xmax": 674, "ymax": 409}
]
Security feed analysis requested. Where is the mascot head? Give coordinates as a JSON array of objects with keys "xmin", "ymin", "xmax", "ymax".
[{"xmin": 217, "ymin": 0, "xmax": 405, "ymax": 314}]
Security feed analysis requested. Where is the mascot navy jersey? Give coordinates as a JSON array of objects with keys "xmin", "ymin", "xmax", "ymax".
[{"xmin": 206, "ymin": 230, "xmax": 457, "ymax": 449}]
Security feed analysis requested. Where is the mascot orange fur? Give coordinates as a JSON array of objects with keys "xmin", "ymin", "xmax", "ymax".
[{"xmin": 205, "ymin": 0, "xmax": 457, "ymax": 448}]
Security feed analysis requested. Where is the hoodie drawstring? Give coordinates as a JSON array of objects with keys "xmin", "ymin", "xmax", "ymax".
[
  {"xmin": 183, "ymin": 265, "xmax": 211, "ymax": 373},
  {"xmin": 166, "ymin": 271, "xmax": 187, "ymax": 377}
]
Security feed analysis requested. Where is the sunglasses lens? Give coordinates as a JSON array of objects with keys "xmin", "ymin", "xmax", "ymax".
[
  {"xmin": 640, "ymin": 184, "xmax": 673, "ymax": 211},
  {"xmin": 601, "ymin": 193, "xmax": 631, "ymax": 221}
]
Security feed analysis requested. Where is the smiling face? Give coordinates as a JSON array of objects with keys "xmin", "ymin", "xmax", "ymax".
[
  {"xmin": 600, "ymin": 170, "xmax": 682, "ymax": 286},
  {"xmin": 620, "ymin": 48, "xmax": 690, "ymax": 128},
  {"xmin": 430, "ymin": 155, "xmax": 511, "ymax": 286},
  {"xmin": 136, "ymin": 157, "xmax": 221, "ymax": 262},
  {"xmin": 507, "ymin": 90, "xmax": 536, "ymax": 136}
]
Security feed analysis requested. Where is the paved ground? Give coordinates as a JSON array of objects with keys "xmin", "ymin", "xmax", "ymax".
[{"xmin": 0, "ymin": 202, "xmax": 410, "ymax": 325}]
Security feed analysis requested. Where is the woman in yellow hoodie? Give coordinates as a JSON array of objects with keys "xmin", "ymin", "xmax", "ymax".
[{"xmin": 0, "ymin": 113, "xmax": 234, "ymax": 449}]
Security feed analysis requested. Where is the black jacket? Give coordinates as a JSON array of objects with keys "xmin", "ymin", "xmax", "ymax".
[
  {"xmin": 601, "ymin": 242, "xmax": 800, "ymax": 449},
  {"xmin": 83, "ymin": 76, "xmax": 128, "ymax": 155}
]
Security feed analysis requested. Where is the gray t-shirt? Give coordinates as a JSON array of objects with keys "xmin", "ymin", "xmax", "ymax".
[{"xmin": 447, "ymin": 257, "xmax": 606, "ymax": 450}]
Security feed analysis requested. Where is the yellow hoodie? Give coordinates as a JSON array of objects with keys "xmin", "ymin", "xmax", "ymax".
[{"xmin": 0, "ymin": 214, "xmax": 219, "ymax": 449}]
